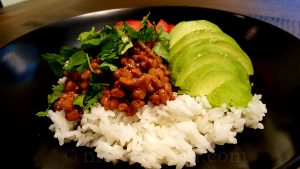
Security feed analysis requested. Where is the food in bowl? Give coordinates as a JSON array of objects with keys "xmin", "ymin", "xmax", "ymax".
[{"xmin": 37, "ymin": 14, "xmax": 267, "ymax": 169}]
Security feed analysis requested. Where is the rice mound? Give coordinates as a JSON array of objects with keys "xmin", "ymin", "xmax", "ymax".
[{"xmin": 48, "ymin": 93, "xmax": 267, "ymax": 169}]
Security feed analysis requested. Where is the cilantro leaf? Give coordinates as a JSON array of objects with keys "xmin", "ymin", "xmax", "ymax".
[
  {"xmin": 123, "ymin": 22, "xmax": 144, "ymax": 40},
  {"xmin": 141, "ymin": 26, "xmax": 155, "ymax": 41},
  {"xmin": 99, "ymin": 62, "xmax": 118, "ymax": 71},
  {"xmin": 73, "ymin": 92, "xmax": 86, "ymax": 108},
  {"xmin": 83, "ymin": 92, "xmax": 102, "ymax": 110},
  {"xmin": 115, "ymin": 26, "xmax": 133, "ymax": 54},
  {"xmin": 152, "ymin": 42, "xmax": 169, "ymax": 61},
  {"xmin": 42, "ymin": 53, "xmax": 65, "ymax": 77},
  {"xmin": 60, "ymin": 46, "xmax": 78, "ymax": 59},
  {"xmin": 122, "ymin": 12, "xmax": 155, "ymax": 41},
  {"xmin": 78, "ymin": 27, "xmax": 100, "ymax": 42},
  {"xmin": 152, "ymin": 28, "xmax": 171, "ymax": 61},
  {"xmin": 47, "ymin": 84, "xmax": 64, "ymax": 105},
  {"xmin": 76, "ymin": 62, "xmax": 88, "ymax": 73},
  {"xmin": 36, "ymin": 84, "xmax": 64, "ymax": 117},
  {"xmin": 36, "ymin": 111, "xmax": 48, "ymax": 117},
  {"xmin": 64, "ymin": 50, "xmax": 87, "ymax": 73}
]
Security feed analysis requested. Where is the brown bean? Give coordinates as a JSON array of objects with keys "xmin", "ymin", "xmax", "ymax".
[
  {"xmin": 162, "ymin": 76, "xmax": 169, "ymax": 83},
  {"xmin": 94, "ymin": 68, "xmax": 103, "ymax": 75},
  {"xmin": 151, "ymin": 77, "xmax": 162, "ymax": 88},
  {"xmin": 60, "ymin": 93, "xmax": 68, "ymax": 100},
  {"xmin": 113, "ymin": 69, "xmax": 122, "ymax": 79},
  {"xmin": 131, "ymin": 68, "xmax": 142, "ymax": 77},
  {"xmin": 81, "ymin": 70, "xmax": 91, "ymax": 80},
  {"xmin": 80, "ymin": 81, "xmax": 89, "ymax": 90},
  {"xmin": 163, "ymin": 83, "xmax": 173, "ymax": 95},
  {"xmin": 132, "ymin": 47, "xmax": 141, "ymax": 55},
  {"xmin": 118, "ymin": 103, "xmax": 128, "ymax": 112},
  {"xmin": 100, "ymin": 96, "xmax": 110, "ymax": 110},
  {"xmin": 111, "ymin": 88, "xmax": 125, "ymax": 98},
  {"xmin": 146, "ymin": 84, "xmax": 155, "ymax": 93},
  {"xmin": 65, "ymin": 109, "xmax": 81, "ymax": 121},
  {"xmin": 131, "ymin": 89, "xmax": 146, "ymax": 99},
  {"xmin": 142, "ymin": 74, "xmax": 151, "ymax": 86},
  {"xmin": 120, "ymin": 57, "xmax": 128, "ymax": 65},
  {"xmin": 149, "ymin": 93, "xmax": 160, "ymax": 105},
  {"xmin": 148, "ymin": 67, "xmax": 156, "ymax": 75},
  {"xmin": 119, "ymin": 77, "xmax": 134, "ymax": 87},
  {"xmin": 132, "ymin": 55, "xmax": 140, "ymax": 62},
  {"xmin": 54, "ymin": 101, "xmax": 63, "ymax": 111},
  {"xmin": 120, "ymin": 69, "xmax": 133, "ymax": 78},
  {"xmin": 103, "ymin": 88, "xmax": 111, "ymax": 97},
  {"xmin": 113, "ymin": 81, "xmax": 121, "ymax": 88},
  {"xmin": 157, "ymin": 89, "xmax": 169, "ymax": 104},
  {"xmin": 145, "ymin": 59, "xmax": 156, "ymax": 68},
  {"xmin": 126, "ymin": 59, "xmax": 135, "ymax": 68},
  {"xmin": 65, "ymin": 80, "xmax": 77, "ymax": 93},
  {"xmin": 110, "ymin": 98, "xmax": 119, "ymax": 109},
  {"xmin": 72, "ymin": 71, "xmax": 80, "ymax": 81},
  {"xmin": 61, "ymin": 99, "xmax": 74, "ymax": 111},
  {"xmin": 130, "ymin": 100, "xmax": 145, "ymax": 111},
  {"xmin": 139, "ymin": 55, "xmax": 148, "ymax": 62},
  {"xmin": 155, "ymin": 55, "xmax": 162, "ymax": 63},
  {"xmin": 91, "ymin": 61, "xmax": 99, "ymax": 70},
  {"xmin": 127, "ymin": 106, "xmax": 135, "ymax": 116}
]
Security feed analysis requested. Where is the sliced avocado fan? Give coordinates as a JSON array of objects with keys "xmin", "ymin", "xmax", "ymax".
[{"xmin": 169, "ymin": 20, "xmax": 254, "ymax": 108}]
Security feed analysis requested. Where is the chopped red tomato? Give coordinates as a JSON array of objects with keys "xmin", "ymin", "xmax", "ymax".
[
  {"xmin": 116, "ymin": 19, "xmax": 174, "ymax": 33},
  {"xmin": 116, "ymin": 20, "xmax": 143, "ymax": 31},
  {"xmin": 156, "ymin": 19, "xmax": 174, "ymax": 33}
]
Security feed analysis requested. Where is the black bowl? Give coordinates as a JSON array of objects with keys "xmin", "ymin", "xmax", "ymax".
[{"xmin": 0, "ymin": 6, "xmax": 300, "ymax": 169}]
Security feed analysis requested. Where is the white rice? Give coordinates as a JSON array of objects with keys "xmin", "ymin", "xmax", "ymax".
[{"xmin": 47, "ymin": 93, "xmax": 267, "ymax": 169}]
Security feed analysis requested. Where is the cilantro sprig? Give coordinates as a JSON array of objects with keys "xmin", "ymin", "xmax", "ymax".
[{"xmin": 36, "ymin": 84, "xmax": 64, "ymax": 117}]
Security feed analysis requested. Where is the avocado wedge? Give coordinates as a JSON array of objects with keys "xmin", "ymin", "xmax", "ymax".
[
  {"xmin": 170, "ymin": 40, "xmax": 253, "ymax": 82},
  {"xmin": 169, "ymin": 29, "xmax": 239, "ymax": 61},
  {"xmin": 207, "ymin": 79, "xmax": 252, "ymax": 108},
  {"xmin": 175, "ymin": 52, "xmax": 249, "ymax": 90},
  {"xmin": 188, "ymin": 69, "xmax": 250, "ymax": 96},
  {"xmin": 170, "ymin": 20, "xmax": 222, "ymax": 48}
]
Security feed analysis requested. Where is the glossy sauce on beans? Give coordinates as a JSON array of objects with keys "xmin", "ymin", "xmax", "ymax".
[
  {"xmin": 53, "ymin": 59, "xmax": 103, "ymax": 121},
  {"xmin": 99, "ymin": 41, "xmax": 174, "ymax": 115},
  {"xmin": 54, "ymin": 41, "xmax": 174, "ymax": 120}
]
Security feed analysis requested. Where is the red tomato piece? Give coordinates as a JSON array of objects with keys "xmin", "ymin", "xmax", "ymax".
[
  {"xmin": 116, "ymin": 20, "xmax": 143, "ymax": 31},
  {"xmin": 156, "ymin": 19, "xmax": 174, "ymax": 33}
]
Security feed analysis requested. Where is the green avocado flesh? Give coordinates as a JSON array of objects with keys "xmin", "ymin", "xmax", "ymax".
[
  {"xmin": 169, "ymin": 20, "xmax": 254, "ymax": 108},
  {"xmin": 170, "ymin": 20, "xmax": 222, "ymax": 48},
  {"xmin": 188, "ymin": 69, "xmax": 250, "ymax": 97},
  {"xmin": 207, "ymin": 80, "xmax": 252, "ymax": 108},
  {"xmin": 170, "ymin": 40, "xmax": 252, "ymax": 82},
  {"xmin": 175, "ymin": 54, "xmax": 250, "ymax": 93},
  {"xmin": 169, "ymin": 29, "xmax": 239, "ymax": 61},
  {"xmin": 170, "ymin": 36, "xmax": 253, "ymax": 76},
  {"xmin": 174, "ymin": 52, "xmax": 249, "ymax": 86}
]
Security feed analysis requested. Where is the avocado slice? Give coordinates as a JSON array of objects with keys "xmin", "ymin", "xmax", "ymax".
[
  {"xmin": 187, "ymin": 69, "xmax": 247, "ymax": 96},
  {"xmin": 168, "ymin": 19, "xmax": 254, "ymax": 108},
  {"xmin": 174, "ymin": 53, "xmax": 252, "ymax": 108},
  {"xmin": 175, "ymin": 54, "xmax": 249, "ymax": 90},
  {"xmin": 207, "ymin": 79, "xmax": 252, "ymax": 108},
  {"xmin": 170, "ymin": 40, "xmax": 253, "ymax": 79},
  {"xmin": 169, "ymin": 29, "xmax": 239, "ymax": 61},
  {"xmin": 170, "ymin": 20, "xmax": 222, "ymax": 48}
]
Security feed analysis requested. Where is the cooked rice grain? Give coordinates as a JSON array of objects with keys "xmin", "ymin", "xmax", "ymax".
[{"xmin": 48, "ymin": 94, "xmax": 267, "ymax": 169}]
